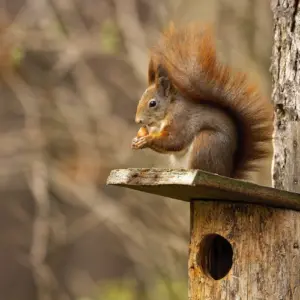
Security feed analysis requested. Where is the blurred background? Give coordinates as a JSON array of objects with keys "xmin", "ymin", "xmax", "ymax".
[{"xmin": 0, "ymin": 0, "xmax": 273, "ymax": 299}]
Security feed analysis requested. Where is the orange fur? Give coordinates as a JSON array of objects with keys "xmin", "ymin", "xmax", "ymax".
[{"xmin": 148, "ymin": 23, "xmax": 273, "ymax": 179}]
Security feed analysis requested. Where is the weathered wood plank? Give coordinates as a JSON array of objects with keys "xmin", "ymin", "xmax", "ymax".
[{"xmin": 107, "ymin": 168, "xmax": 300, "ymax": 210}]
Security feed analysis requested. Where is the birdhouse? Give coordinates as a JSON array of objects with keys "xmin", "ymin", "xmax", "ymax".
[{"xmin": 107, "ymin": 168, "xmax": 300, "ymax": 299}]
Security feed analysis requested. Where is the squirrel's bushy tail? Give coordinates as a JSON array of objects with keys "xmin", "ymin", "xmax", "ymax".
[{"xmin": 149, "ymin": 23, "xmax": 273, "ymax": 179}]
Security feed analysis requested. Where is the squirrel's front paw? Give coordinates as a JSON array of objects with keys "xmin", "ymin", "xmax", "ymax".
[{"xmin": 131, "ymin": 136, "xmax": 150, "ymax": 149}]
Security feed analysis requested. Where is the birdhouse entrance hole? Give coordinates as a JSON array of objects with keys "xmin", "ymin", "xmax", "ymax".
[{"xmin": 197, "ymin": 234, "xmax": 233, "ymax": 280}]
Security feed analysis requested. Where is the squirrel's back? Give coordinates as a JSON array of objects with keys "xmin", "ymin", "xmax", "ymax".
[{"xmin": 148, "ymin": 23, "xmax": 273, "ymax": 179}]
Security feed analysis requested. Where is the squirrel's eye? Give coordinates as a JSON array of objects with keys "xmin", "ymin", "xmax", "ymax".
[{"xmin": 149, "ymin": 100, "xmax": 157, "ymax": 108}]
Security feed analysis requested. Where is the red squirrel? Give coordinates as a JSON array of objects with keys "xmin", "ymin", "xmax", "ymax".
[{"xmin": 131, "ymin": 23, "xmax": 273, "ymax": 179}]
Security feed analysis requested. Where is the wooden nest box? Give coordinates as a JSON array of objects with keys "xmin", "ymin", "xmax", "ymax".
[{"xmin": 107, "ymin": 168, "xmax": 300, "ymax": 299}]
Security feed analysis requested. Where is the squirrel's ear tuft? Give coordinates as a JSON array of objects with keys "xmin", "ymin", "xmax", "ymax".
[
  {"xmin": 156, "ymin": 64, "xmax": 172, "ymax": 97},
  {"xmin": 148, "ymin": 59, "xmax": 156, "ymax": 84},
  {"xmin": 157, "ymin": 64, "xmax": 169, "ymax": 79},
  {"xmin": 157, "ymin": 76, "xmax": 171, "ymax": 97}
]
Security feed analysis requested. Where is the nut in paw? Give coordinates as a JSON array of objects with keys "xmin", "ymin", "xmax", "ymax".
[{"xmin": 131, "ymin": 136, "xmax": 150, "ymax": 149}]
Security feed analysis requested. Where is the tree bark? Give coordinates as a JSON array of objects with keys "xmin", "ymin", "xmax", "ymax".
[{"xmin": 271, "ymin": 0, "xmax": 300, "ymax": 193}]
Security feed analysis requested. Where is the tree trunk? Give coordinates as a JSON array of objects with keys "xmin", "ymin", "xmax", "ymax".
[{"xmin": 271, "ymin": 0, "xmax": 300, "ymax": 193}]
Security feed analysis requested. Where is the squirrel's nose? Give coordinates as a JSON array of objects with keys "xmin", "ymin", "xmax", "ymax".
[{"xmin": 135, "ymin": 117, "xmax": 143, "ymax": 124}]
